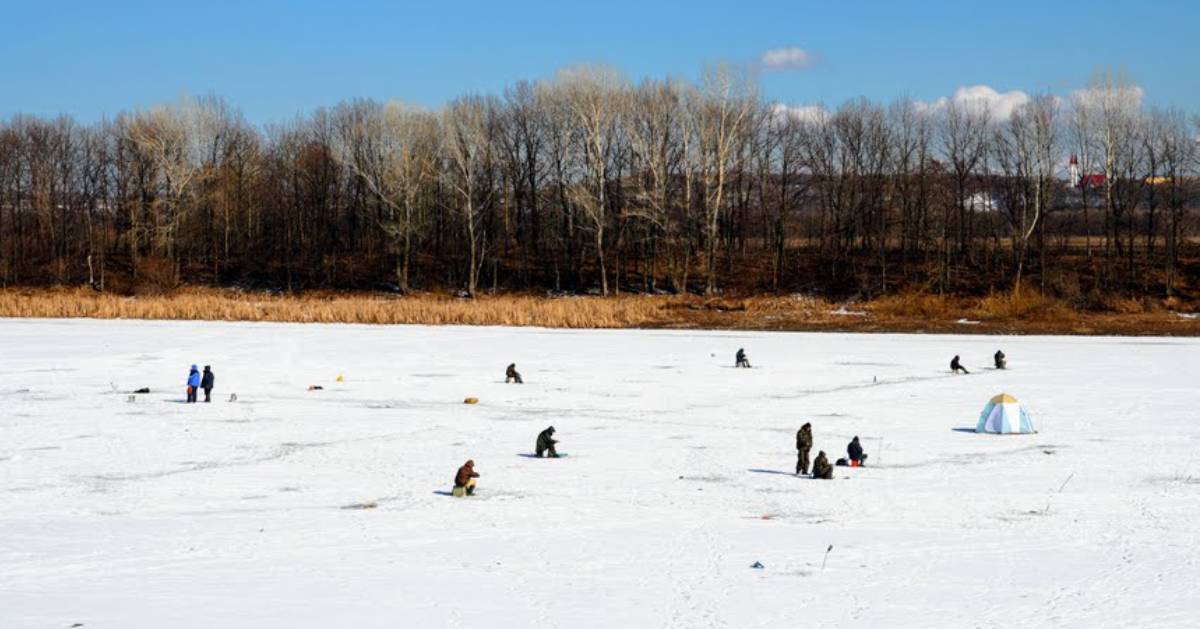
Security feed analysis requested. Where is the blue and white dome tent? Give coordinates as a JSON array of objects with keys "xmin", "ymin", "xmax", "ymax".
[{"xmin": 976, "ymin": 393, "xmax": 1037, "ymax": 434}]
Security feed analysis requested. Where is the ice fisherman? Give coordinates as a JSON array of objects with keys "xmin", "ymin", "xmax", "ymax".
[
  {"xmin": 201, "ymin": 366, "xmax": 216, "ymax": 403},
  {"xmin": 994, "ymin": 350, "xmax": 1007, "ymax": 370},
  {"xmin": 454, "ymin": 460, "xmax": 479, "ymax": 497},
  {"xmin": 506, "ymin": 363, "xmax": 523, "ymax": 384},
  {"xmin": 847, "ymin": 436, "xmax": 867, "ymax": 466},
  {"xmin": 535, "ymin": 426, "xmax": 559, "ymax": 458},
  {"xmin": 186, "ymin": 365, "xmax": 201, "ymax": 403},
  {"xmin": 795, "ymin": 422, "xmax": 813, "ymax": 475},
  {"xmin": 812, "ymin": 451, "xmax": 833, "ymax": 479},
  {"xmin": 735, "ymin": 348, "xmax": 751, "ymax": 368},
  {"xmin": 950, "ymin": 355, "xmax": 969, "ymax": 374}
]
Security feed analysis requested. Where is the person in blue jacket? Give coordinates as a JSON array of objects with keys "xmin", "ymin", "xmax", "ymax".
[{"xmin": 186, "ymin": 365, "xmax": 201, "ymax": 403}]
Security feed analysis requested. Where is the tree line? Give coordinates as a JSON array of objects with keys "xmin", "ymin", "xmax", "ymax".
[{"xmin": 1, "ymin": 66, "xmax": 1196, "ymax": 301}]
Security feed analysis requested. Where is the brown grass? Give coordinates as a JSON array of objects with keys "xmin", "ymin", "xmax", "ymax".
[
  {"xmin": 0, "ymin": 288, "xmax": 670, "ymax": 328},
  {"xmin": 0, "ymin": 286, "xmax": 1196, "ymax": 336}
]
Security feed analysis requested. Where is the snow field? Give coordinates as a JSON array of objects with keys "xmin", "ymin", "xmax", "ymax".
[{"xmin": 1, "ymin": 319, "xmax": 1198, "ymax": 627}]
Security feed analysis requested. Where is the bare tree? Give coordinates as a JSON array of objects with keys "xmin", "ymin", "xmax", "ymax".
[
  {"xmin": 1086, "ymin": 69, "xmax": 1146, "ymax": 286},
  {"xmin": 334, "ymin": 99, "xmax": 438, "ymax": 291},
  {"xmin": 551, "ymin": 65, "xmax": 627, "ymax": 294},
  {"xmin": 0, "ymin": 65, "xmax": 1195, "ymax": 306},
  {"xmin": 624, "ymin": 78, "xmax": 686, "ymax": 291},
  {"xmin": 694, "ymin": 63, "xmax": 757, "ymax": 294},
  {"xmin": 441, "ymin": 96, "xmax": 494, "ymax": 297},
  {"xmin": 1146, "ymin": 108, "xmax": 1196, "ymax": 296},
  {"xmin": 996, "ymin": 94, "xmax": 1058, "ymax": 292},
  {"xmin": 937, "ymin": 99, "xmax": 992, "ymax": 292},
  {"xmin": 126, "ymin": 97, "xmax": 210, "ymax": 262}
]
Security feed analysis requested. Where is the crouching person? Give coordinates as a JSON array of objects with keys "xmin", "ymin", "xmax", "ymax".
[
  {"xmin": 735, "ymin": 348, "xmax": 751, "ymax": 368},
  {"xmin": 994, "ymin": 350, "xmax": 1007, "ymax": 370},
  {"xmin": 950, "ymin": 355, "xmax": 969, "ymax": 374},
  {"xmin": 453, "ymin": 460, "xmax": 479, "ymax": 497},
  {"xmin": 536, "ymin": 426, "xmax": 559, "ymax": 458},
  {"xmin": 506, "ymin": 363, "xmax": 523, "ymax": 384},
  {"xmin": 812, "ymin": 451, "xmax": 833, "ymax": 479},
  {"xmin": 847, "ymin": 436, "xmax": 867, "ymax": 467}
]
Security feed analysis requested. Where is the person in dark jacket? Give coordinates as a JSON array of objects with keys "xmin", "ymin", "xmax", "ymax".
[
  {"xmin": 847, "ymin": 436, "xmax": 867, "ymax": 466},
  {"xmin": 454, "ymin": 460, "xmax": 479, "ymax": 496},
  {"xmin": 505, "ymin": 363, "xmax": 523, "ymax": 384},
  {"xmin": 994, "ymin": 350, "xmax": 1007, "ymax": 370},
  {"xmin": 201, "ymin": 366, "xmax": 215, "ymax": 403},
  {"xmin": 795, "ymin": 423, "xmax": 813, "ymax": 475},
  {"xmin": 950, "ymin": 355, "xmax": 969, "ymax": 374},
  {"xmin": 812, "ymin": 451, "xmax": 833, "ymax": 479},
  {"xmin": 535, "ymin": 426, "xmax": 559, "ymax": 458},
  {"xmin": 735, "ymin": 348, "xmax": 751, "ymax": 368},
  {"xmin": 186, "ymin": 365, "xmax": 200, "ymax": 403}
]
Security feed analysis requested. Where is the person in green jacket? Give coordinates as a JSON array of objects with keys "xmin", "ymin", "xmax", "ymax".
[
  {"xmin": 795, "ymin": 422, "xmax": 813, "ymax": 475},
  {"xmin": 812, "ymin": 451, "xmax": 833, "ymax": 480}
]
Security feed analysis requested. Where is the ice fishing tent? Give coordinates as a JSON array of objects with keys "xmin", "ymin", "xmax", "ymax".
[{"xmin": 976, "ymin": 393, "xmax": 1036, "ymax": 434}]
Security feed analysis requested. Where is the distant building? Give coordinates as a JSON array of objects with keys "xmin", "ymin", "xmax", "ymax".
[{"xmin": 1068, "ymin": 155, "xmax": 1105, "ymax": 189}]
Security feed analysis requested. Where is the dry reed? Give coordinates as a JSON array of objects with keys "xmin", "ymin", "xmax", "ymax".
[
  {"xmin": 0, "ymin": 288, "xmax": 672, "ymax": 328},
  {"xmin": 0, "ymin": 287, "xmax": 1195, "ymax": 335}
]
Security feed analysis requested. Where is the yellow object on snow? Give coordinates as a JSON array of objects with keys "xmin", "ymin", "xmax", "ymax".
[
  {"xmin": 464, "ymin": 397, "xmax": 479, "ymax": 405},
  {"xmin": 336, "ymin": 374, "xmax": 344, "ymax": 382},
  {"xmin": 452, "ymin": 479, "xmax": 476, "ymax": 497}
]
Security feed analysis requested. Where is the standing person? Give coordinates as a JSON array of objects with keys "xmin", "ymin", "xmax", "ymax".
[
  {"xmin": 950, "ymin": 355, "xmax": 969, "ymax": 374},
  {"xmin": 201, "ymin": 366, "xmax": 216, "ymax": 403},
  {"xmin": 535, "ymin": 426, "xmax": 559, "ymax": 458},
  {"xmin": 795, "ymin": 422, "xmax": 813, "ymax": 475},
  {"xmin": 735, "ymin": 348, "xmax": 751, "ymax": 368},
  {"xmin": 847, "ymin": 436, "xmax": 868, "ymax": 467},
  {"xmin": 505, "ymin": 363, "xmax": 523, "ymax": 384},
  {"xmin": 994, "ymin": 350, "xmax": 1007, "ymax": 370},
  {"xmin": 454, "ymin": 460, "xmax": 479, "ymax": 497},
  {"xmin": 812, "ymin": 451, "xmax": 833, "ymax": 480},
  {"xmin": 186, "ymin": 365, "xmax": 200, "ymax": 403}
]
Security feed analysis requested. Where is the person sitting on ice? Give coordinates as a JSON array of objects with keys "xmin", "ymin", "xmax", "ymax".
[
  {"xmin": 505, "ymin": 363, "xmax": 524, "ymax": 384},
  {"xmin": 950, "ymin": 355, "xmax": 969, "ymax": 374},
  {"xmin": 186, "ymin": 365, "xmax": 201, "ymax": 403},
  {"xmin": 994, "ymin": 350, "xmax": 1007, "ymax": 370},
  {"xmin": 535, "ymin": 426, "xmax": 559, "ymax": 458},
  {"xmin": 812, "ymin": 451, "xmax": 833, "ymax": 479},
  {"xmin": 453, "ymin": 460, "xmax": 479, "ymax": 497},
  {"xmin": 735, "ymin": 348, "xmax": 751, "ymax": 368},
  {"xmin": 847, "ymin": 436, "xmax": 867, "ymax": 467}
]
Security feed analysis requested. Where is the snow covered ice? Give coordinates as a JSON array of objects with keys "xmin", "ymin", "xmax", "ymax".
[{"xmin": 2, "ymin": 319, "xmax": 1198, "ymax": 627}]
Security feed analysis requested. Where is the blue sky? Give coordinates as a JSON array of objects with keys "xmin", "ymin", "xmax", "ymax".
[{"xmin": 1, "ymin": 0, "xmax": 1196, "ymax": 123}]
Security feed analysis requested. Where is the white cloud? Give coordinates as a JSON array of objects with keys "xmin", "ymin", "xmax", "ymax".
[
  {"xmin": 759, "ymin": 47, "xmax": 816, "ymax": 72},
  {"xmin": 917, "ymin": 85, "xmax": 1032, "ymax": 120},
  {"xmin": 771, "ymin": 103, "xmax": 828, "ymax": 124}
]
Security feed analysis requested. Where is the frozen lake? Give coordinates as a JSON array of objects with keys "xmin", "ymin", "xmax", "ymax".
[{"xmin": 2, "ymin": 319, "xmax": 1198, "ymax": 627}]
